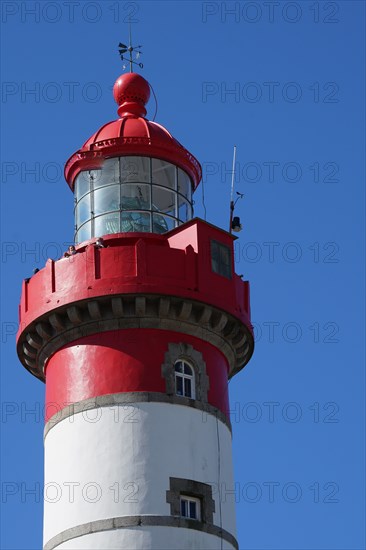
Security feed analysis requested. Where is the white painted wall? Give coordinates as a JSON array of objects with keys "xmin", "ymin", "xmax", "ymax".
[
  {"xmin": 44, "ymin": 402, "xmax": 237, "ymax": 548},
  {"xmin": 57, "ymin": 526, "xmax": 236, "ymax": 550}
]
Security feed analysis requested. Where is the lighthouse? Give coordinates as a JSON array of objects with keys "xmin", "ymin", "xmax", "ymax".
[{"xmin": 16, "ymin": 66, "xmax": 254, "ymax": 549}]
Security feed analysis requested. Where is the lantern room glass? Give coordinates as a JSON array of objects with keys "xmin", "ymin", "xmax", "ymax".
[{"xmin": 74, "ymin": 157, "xmax": 193, "ymax": 244}]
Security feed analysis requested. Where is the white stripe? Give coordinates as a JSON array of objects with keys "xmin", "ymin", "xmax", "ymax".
[{"xmin": 44, "ymin": 402, "xmax": 236, "ymax": 545}]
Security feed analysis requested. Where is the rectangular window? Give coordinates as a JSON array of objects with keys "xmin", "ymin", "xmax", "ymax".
[
  {"xmin": 167, "ymin": 477, "xmax": 215, "ymax": 525},
  {"xmin": 211, "ymin": 240, "xmax": 232, "ymax": 279},
  {"xmin": 180, "ymin": 495, "xmax": 201, "ymax": 520}
]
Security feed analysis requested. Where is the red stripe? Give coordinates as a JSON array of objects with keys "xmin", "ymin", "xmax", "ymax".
[{"xmin": 45, "ymin": 329, "xmax": 230, "ymax": 422}]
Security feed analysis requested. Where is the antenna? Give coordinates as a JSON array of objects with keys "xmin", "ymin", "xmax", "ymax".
[
  {"xmin": 230, "ymin": 145, "xmax": 237, "ymax": 205},
  {"xmin": 229, "ymin": 146, "xmax": 244, "ymax": 233},
  {"xmin": 118, "ymin": 23, "xmax": 143, "ymax": 73}
]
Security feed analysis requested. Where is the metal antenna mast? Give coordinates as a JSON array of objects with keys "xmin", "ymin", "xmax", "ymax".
[
  {"xmin": 229, "ymin": 146, "xmax": 237, "ymax": 233},
  {"xmin": 229, "ymin": 145, "xmax": 244, "ymax": 234}
]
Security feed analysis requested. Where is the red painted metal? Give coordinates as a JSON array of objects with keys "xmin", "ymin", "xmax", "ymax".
[
  {"xmin": 113, "ymin": 73, "xmax": 150, "ymax": 117},
  {"xmin": 17, "ymin": 219, "xmax": 252, "ymax": 334},
  {"xmin": 44, "ymin": 329, "xmax": 230, "ymax": 422},
  {"xmin": 64, "ymin": 73, "xmax": 202, "ymax": 190}
]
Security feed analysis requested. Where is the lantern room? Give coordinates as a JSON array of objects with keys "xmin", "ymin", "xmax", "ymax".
[{"xmin": 64, "ymin": 73, "xmax": 202, "ymax": 244}]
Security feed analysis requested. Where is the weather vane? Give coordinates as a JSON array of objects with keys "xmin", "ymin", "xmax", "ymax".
[{"xmin": 118, "ymin": 23, "xmax": 143, "ymax": 73}]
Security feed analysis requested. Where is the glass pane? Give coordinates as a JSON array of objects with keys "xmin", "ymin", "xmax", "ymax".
[
  {"xmin": 176, "ymin": 375, "xmax": 183, "ymax": 396},
  {"xmin": 152, "ymin": 214, "xmax": 175, "ymax": 234},
  {"xmin": 221, "ymin": 263, "xmax": 231, "ymax": 279},
  {"xmin": 177, "ymin": 168, "xmax": 192, "ymax": 202},
  {"xmin": 75, "ymin": 171, "xmax": 93, "ymax": 201},
  {"xmin": 184, "ymin": 378, "xmax": 192, "ymax": 398},
  {"xmin": 189, "ymin": 501, "xmax": 197, "ymax": 519},
  {"xmin": 94, "ymin": 186, "xmax": 120, "ymax": 215},
  {"xmin": 220, "ymin": 245, "xmax": 231, "ymax": 270},
  {"xmin": 183, "ymin": 363, "xmax": 192, "ymax": 375},
  {"xmin": 121, "ymin": 211, "xmax": 151, "ymax": 232},
  {"xmin": 220, "ymin": 245, "xmax": 232, "ymax": 278},
  {"xmin": 88, "ymin": 170, "xmax": 103, "ymax": 191},
  {"xmin": 152, "ymin": 159, "xmax": 176, "ymax": 190},
  {"xmin": 181, "ymin": 499, "xmax": 187, "ymax": 517},
  {"xmin": 76, "ymin": 194, "xmax": 91, "ymax": 226},
  {"xmin": 175, "ymin": 361, "xmax": 183, "ymax": 373},
  {"xmin": 152, "ymin": 187, "xmax": 176, "ymax": 216},
  {"xmin": 75, "ymin": 221, "xmax": 91, "ymax": 244},
  {"xmin": 94, "ymin": 213, "xmax": 120, "ymax": 236},
  {"xmin": 178, "ymin": 198, "xmax": 190, "ymax": 222},
  {"xmin": 211, "ymin": 241, "xmax": 220, "ymax": 273},
  {"xmin": 120, "ymin": 156, "xmax": 150, "ymax": 183},
  {"xmin": 121, "ymin": 184, "xmax": 151, "ymax": 210},
  {"xmin": 94, "ymin": 158, "xmax": 120, "ymax": 188}
]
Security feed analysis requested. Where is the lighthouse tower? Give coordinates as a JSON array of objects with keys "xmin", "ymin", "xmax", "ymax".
[{"xmin": 16, "ymin": 70, "xmax": 254, "ymax": 550}]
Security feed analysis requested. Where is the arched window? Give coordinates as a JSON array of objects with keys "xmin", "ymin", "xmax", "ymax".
[
  {"xmin": 162, "ymin": 344, "xmax": 209, "ymax": 402},
  {"xmin": 175, "ymin": 360, "xmax": 195, "ymax": 399}
]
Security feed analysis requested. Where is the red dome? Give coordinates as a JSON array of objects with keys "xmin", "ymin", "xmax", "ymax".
[{"xmin": 65, "ymin": 73, "xmax": 201, "ymax": 190}]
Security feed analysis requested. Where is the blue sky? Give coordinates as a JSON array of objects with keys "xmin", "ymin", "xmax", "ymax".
[{"xmin": 1, "ymin": 1, "xmax": 365, "ymax": 549}]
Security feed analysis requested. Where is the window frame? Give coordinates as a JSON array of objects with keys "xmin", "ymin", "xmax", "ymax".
[
  {"xmin": 180, "ymin": 495, "xmax": 201, "ymax": 521},
  {"xmin": 174, "ymin": 360, "xmax": 195, "ymax": 399},
  {"xmin": 210, "ymin": 239, "xmax": 233, "ymax": 280}
]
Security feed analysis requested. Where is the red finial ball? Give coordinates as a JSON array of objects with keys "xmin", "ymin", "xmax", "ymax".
[{"xmin": 113, "ymin": 73, "xmax": 150, "ymax": 118}]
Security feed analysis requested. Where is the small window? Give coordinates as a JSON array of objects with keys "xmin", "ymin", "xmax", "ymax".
[
  {"xmin": 175, "ymin": 360, "xmax": 195, "ymax": 399},
  {"xmin": 166, "ymin": 477, "xmax": 215, "ymax": 524},
  {"xmin": 161, "ymin": 344, "xmax": 209, "ymax": 403},
  {"xmin": 211, "ymin": 240, "xmax": 232, "ymax": 279},
  {"xmin": 180, "ymin": 495, "xmax": 201, "ymax": 520}
]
